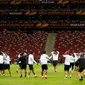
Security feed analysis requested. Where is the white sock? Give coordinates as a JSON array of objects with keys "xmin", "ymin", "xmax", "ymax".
[
  {"xmin": 42, "ymin": 76, "xmax": 44, "ymax": 78},
  {"xmin": 34, "ymin": 74, "xmax": 36, "ymax": 76},
  {"xmin": 70, "ymin": 75, "xmax": 71, "ymax": 78},
  {"xmin": 84, "ymin": 73, "xmax": 85, "ymax": 75},
  {"xmin": 65, "ymin": 75, "xmax": 67, "ymax": 78},
  {"xmin": 45, "ymin": 75, "xmax": 47, "ymax": 77}
]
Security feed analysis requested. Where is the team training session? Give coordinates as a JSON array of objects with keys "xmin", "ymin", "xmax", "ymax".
[{"xmin": 0, "ymin": 0, "xmax": 85, "ymax": 85}]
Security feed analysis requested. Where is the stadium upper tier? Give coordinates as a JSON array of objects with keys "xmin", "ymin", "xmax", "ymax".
[
  {"xmin": 0, "ymin": 0, "xmax": 84, "ymax": 4},
  {"xmin": 0, "ymin": 3, "xmax": 85, "ymax": 10},
  {"xmin": 0, "ymin": 0, "xmax": 85, "ymax": 28},
  {"xmin": 0, "ymin": 0, "xmax": 85, "ymax": 10}
]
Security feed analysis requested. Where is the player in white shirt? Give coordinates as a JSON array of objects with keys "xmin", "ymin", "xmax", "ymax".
[
  {"xmin": 0, "ymin": 52, "xmax": 4, "ymax": 75},
  {"xmin": 70, "ymin": 54, "xmax": 75, "ymax": 71},
  {"xmin": 51, "ymin": 50, "xmax": 59, "ymax": 72},
  {"xmin": 3, "ymin": 52, "xmax": 11, "ymax": 76},
  {"xmin": 74, "ymin": 53, "xmax": 80, "ymax": 62},
  {"xmin": 28, "ymin": 51, "xmax": 37, "ymax": 78},
  {"xmin": 40, "ymin": 51, "xmax": 50, "ymax": 79},
  {"xmin": 63, "ymin": 51, "xmax": 72, "ymax": 78}
]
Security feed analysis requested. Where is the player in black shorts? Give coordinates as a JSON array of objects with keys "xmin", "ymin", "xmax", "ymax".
[
  {"xmin": 40, "ymin": 51, "xmax": 50, "ymax": 79},
  {"xmin": 28, "ymin": 51, "xmax": 37, "ymax": 78},
  {"xmin": 18, "ymin": 52, "xmax": 27, "ymax": 78},
  {"xmin": 51, "ymin": 50, "xmax": 59, "ymax": 72},
  {"xmin": 3, "ymin": 52, "xmax": 11, "ymax": 76},
  {"xmin": 75, "ymin": 53, "xmax": 85, "ymax": 81}
]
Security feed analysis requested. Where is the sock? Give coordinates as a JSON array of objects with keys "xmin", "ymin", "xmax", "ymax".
[
  {"xmin": 70, "ymin": 75, "xmax": 71, "ymax": 78},
  {"xmin": 65, "ymin": 75, "xmax": 67, "ymax": 78}
]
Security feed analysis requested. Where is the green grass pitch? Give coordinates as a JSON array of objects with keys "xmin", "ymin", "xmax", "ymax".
[{"xmin": 0, "ymin": 64, "xmax": 85, "ymax": 85}]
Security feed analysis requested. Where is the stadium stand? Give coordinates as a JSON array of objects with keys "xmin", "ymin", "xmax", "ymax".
[
  {"xmin": 54, "ymin": 30, "xmax": 85, "ymax": 54},
  {"xmin": 0, "ymin": 30, "xmax": 48, "ymax": 63}
]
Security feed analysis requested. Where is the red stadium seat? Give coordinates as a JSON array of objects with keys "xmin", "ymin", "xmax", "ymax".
[{"xmin": 0, "ymin": 30, "xmax": 48, "ymax": 63}]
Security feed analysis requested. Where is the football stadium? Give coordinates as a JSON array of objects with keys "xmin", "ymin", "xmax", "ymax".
[{"xmin": 0, "ymin": 0, "xmax": 85, "ymax": 85}]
